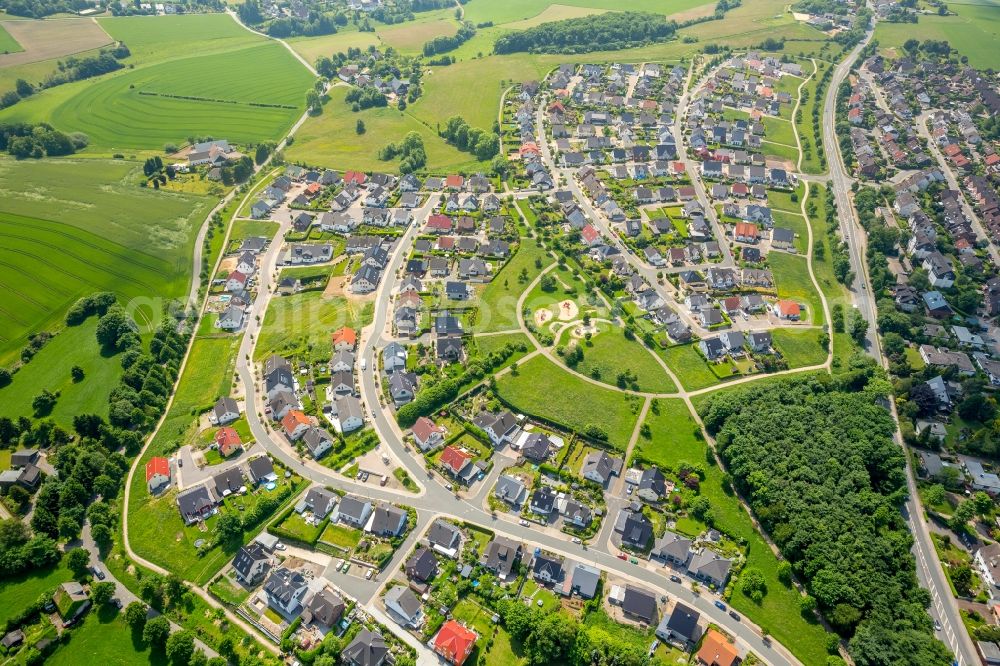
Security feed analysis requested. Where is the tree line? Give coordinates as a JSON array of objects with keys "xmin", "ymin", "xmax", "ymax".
[
  {"xmin": 700, "ymin": 373, "xmax": 953, "ymax": 666},
  {"xmin": 378, "ymin": 131, "xmax": 427, "ymax": 173},
  {"xmin": 493, "ymin": 12, "xmax": 678, "ymax": 55},
  {"xmin": 422, "ymin": 22, "xmax": 475, "ymax": 56}
]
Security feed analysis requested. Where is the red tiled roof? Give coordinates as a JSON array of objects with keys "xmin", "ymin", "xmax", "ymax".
[
  {"xmin": 581, "ymin": 225, "xmax": 600, "ymax": 243},
  {"xmin": 440, "ymin": 446, "xmax": 471, "ymax": 475},
  {"xmin": 344, "ymin": 170, "xmax": 367, "ymax": 185},
  {"xmin": 427, "ymin": 214, "xmax": 453, "ymax": 230},
  {"xmin": 446, "ymin": 174, "xmax": 464, "ymax": 188},
  {"xmin": 215, "ymin": 427, "xmax": 242, "ymax": 456},
  {"xmin": 434, "ymin": 621, "xmax": 477, "ymax": 665},
  {"xmin": 146, "ymin": 456, "xmax": 169, "ymax": 482},
  {"xmin": 412, "ymin": 417, "xmax": 443, "ymax": 443},
  {"xmin": 734, "ymin": 222, "xmax": 758, "ymax": 239}
]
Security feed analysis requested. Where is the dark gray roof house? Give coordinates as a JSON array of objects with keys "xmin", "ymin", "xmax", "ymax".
[
  {"xmin": 569, "ymin": 563, "xmax": 601, "ymax": 598},
  {"xmin": 303, "ymin": 588, "xmax": 345, "ymax": 627},
  {"xmin": 232, "ymin": 542, "xmax": 270, "ymax": 585},
  {"xmin": 176, "ymin": 485, "xmax": 215, "ymax": 524},
  {"xmin": 247, "ymin": 456, "xmax": 276, "ymax": 484},
  {"xmin": 405, "ymin": 547, "xmax": 438, "ymax": 582},
  {"xmin": 427, "ymin": 519, "xmax": 462, "ymax": 553},
  {"xmin": 342, "ymin": 629, "xmax": 388, "ymax": 666},
  {"xmin": 481, "ymin": 536, "xmax": 522, "ymax": 580},
  {"xmin": 304, "ymin": 487, "xmax": 337, "ymax": 519},
  {"xmin": 521, "ymin": 433, "xmax": 552, "ymax": 462},
  {"xmin": 653, "ymin": 531, "xmax": 692, "ymax": 566},
  {"xmin": 656, "ymin": 602, "xmax": 700, "ymax": 644},
  {"xmin": 368, "ymin": 505, "xmax": 407, "ymax": 537},
  {"xmin": 494, "ymin": 474, "xmax": 527, "ymax": 507},
  {"xmin": 213, "ymin": 467, "xmax": 244, "ymax": 498},
  {"xmin": 615, "ymin": 508, "xmax": 653, "ymax": 549},
  {"xmin": 623, "ymin": 585, "xmax": 658, "ymax": 624}
]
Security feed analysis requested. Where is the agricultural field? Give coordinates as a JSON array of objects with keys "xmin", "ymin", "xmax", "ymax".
[
  {"xmin": 0, "ymin": 317, "xmax": 125, "ymax": 426},
  {"xmin": 289, "ymin": 29, "xmax": 381, "ymax": 65},
  {"xmin": 494, "ymin": 354, "xmax": 642, "ymax": 448},
  {"xmin": 287, "ymin": 86, "xmax": 486, "ymax": 173},
  {"xmin": 0, "ymin": 18, "xmax": 110, "ymax": 68},
  {"xmin": 377, "ymin": 17, "xmax": 459, "ymax": 53},
  {"xmin": 875, "ymin": 0, "xmax": 1000, "ymax": 69},
  {"xmin": 0, "ymin": 14, "xmax": 313, "ymax": 152},
  {"xmin": 0, "ymin": 158, "xmax": 214, "ymax": 365}
]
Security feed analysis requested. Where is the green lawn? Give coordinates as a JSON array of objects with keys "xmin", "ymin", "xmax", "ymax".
[
  {"xmin": 474, "ymin": 238, "xmax": 549, "ymax": 333},
  {"xmin": 377, "ymin": 17, "xmax": 460, "ymax": 53},
  {"xmin": 762, "ymin": 116, "xmax": 797, "ymax": 147},
  {"xmin": 772, "ymin": 328, "xmax": 827, "ymax": 368},
  {"xmin": 286, "ymin": 86, "xmax": 486, "ymax": 173},
  {"xmin": 0, "ymin": 157, "xmax": 214, "ymax": 365},
  {"xmin": 634, "ymin": 399, "xmax": 703, "ymax": 468},
  {"xmin": 275, "ymin": 512, "xmax": 326, "ymax": 543},
  {"xmin": 769, "ymin": 252, "xmax": 824, "ymax": 326},
  {"xmin": 793, "ymin": 59, "xmax": 823, "ymax": 174},
  {"xmin": 0, "ymin": 23, "xmax": 23, "ymax": 53},
  {"xmin": 255, "ymin": 291, "xmax": 373, "ymax": 361},
  {"xmin": 761, "ymin": 140, "xmax": 799, "ymax": 166},
  {"xmin": 483, "ymin": 627, "xmax": 527, "ymax": 666},
  {"xmin": 320, "ymin": 523, "xmax": 363, "ymax": 550},
  {"xmin": 229, "ymin": 219, "xmax": 280, "ymax": 243},
  {"xmin": 495, "ymin": 354, "xmax": 641, "ymax": 448},
  {"xmin": 0, "ymin": 317, "xmax": 124, "ymax": 426},
  {"xmin": 0, "ymin": 559, "xmax": 72, "ymax": 627},
  {"xmin": 658, "ymin": 344, "xmax": 720, "ymax": 391},
  {"xmin": 552, "ymin": 322, "xmax": 676, "ymax": 393},
  {"xmin": 806, "ymin": 184, "xmax": 850, "ymax": 313},
  {"xmin": 47, "ymin": 607, "xmax": 165, "ymax": 666}
]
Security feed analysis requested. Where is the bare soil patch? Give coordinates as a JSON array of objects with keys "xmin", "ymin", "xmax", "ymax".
[{"xmin": 0, "ymin": 18, "xmax": 112, "ymax": 68}]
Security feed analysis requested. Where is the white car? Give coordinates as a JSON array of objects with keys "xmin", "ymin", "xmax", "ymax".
[
  {"xmin": 365, "ymin": 569, "xmax": 374, "ymax": 580},
  {"xmin": 572, "ymin": 537, "xmax": 582, "ymax": 544},
  {"xmin": 275, "ymin": 542, "xmax": 286, "ymax": 551},
  {"xmin": 519, "ymin": 519, "xmax": 529, "ymax": 526}
]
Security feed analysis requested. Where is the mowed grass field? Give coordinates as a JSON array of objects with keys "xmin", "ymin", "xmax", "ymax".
[
  {"xmin": 377, "ymin": 18, "xmax": 459, "ymax": 53},
  {"xmin": 0, "ymin": 14, "xmax": 313, "ymax": 151},
  {"xmin": 875, "ymin": 0, "xmax": 1000, "ymax": 69},
  {"xmin": 255, "ymin": 290, "xmax": 374, "ymax": 361},
  {"xmin": 289, "ymin": 29, "xmax": 381, "ymax": 64},
  {"xmin": 288, "ymin": 85, "xmax": 487, "ymax": 172},
  {"xmin": 0, "ymin": 158, "xmax": 214, "ymax": 365}
]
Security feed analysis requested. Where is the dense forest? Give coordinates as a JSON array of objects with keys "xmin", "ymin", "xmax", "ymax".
[
  {"xmin": 493, "ymin": 12, "xmax": 677, "ymax": 55},
  {"xmin": 700, "ymin": 373, "xmax": 953, "ymax": 666}
]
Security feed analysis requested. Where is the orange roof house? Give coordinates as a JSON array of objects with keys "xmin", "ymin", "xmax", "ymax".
[
  {"xmin": 775, "ymin": 299, "xmax": 801, "ymax": 319},
  {"xmin": 145, "ymin": 456, "xmax": 170, "ymax": 492},
  {"xmin": 281, "ymin": 410, "xmax": 311, "ymax": 439},
  {"xmin": 734, "ymin": 222, "xmax": 759, "ymax": 241},
  {"xmin": 445, "ymin": 174, "xmax": 465, "ymax": 190},
  {"xmin": 697, "ymin": 629, "xmax": 741, "ymax": 666},
  {"xmin": 332, "ymin": 327, "xmax": 357, "ymax": 350},
  {"xmin": 434, "ymin": 621, "xmax": 477, "ymax": 665},
  {"xmin": 215, "ymin": 427, "xmax": 243, "ymax": 457}
]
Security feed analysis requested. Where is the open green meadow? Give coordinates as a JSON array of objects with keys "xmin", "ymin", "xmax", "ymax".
[
  {"xmin": 0, "ymin": 558, "xmax": 72, "ymax": 627},
  {"xmin": 47, "ymin": 607, "xmax": 164, "ymax": 666},
  {"xmin": 377, "ymin": 17, "xmax": 459, "ymax": 53},
  {"xmin": 0, "ymin": 158, "xmax": 213, "ymax": 365},
  {"xmin": 287, "ymin": 86, "xmax": 486, "ymax": 172},
  {"xmin": 769, "ymin": 252, "xmax": 824, "ymax": 326},
  {"xmin": 659, "ymin": 343, "xmax": 720, "ymax": 391},
  {"xmin": 255, "ymin": 290, "xmax": 374, "ymax": 361},
  {"xmin": 474, "ymin": 238, "xmax": 549, "ymax": 332},
  {"xmin": 875, "ymin": 0, "xmax": 1000, "ymax": 69},
  {"xmin": 772, "ymin": 327, "xmax": 827, "ymax": 368},
  {"xmin": 0, "ymin": 23, "xmax": 23, "ymax": 53},
  {"xmin": 495, "ymin": 354, "xmax": 641, "ymax": 448},
  {"xmin": 0, "ymin": 14, "xmax": 313, "ymax": 151},
  {"xmin": 640, "ymin": 397, "xmax": 833, "ymax": 665},
  {"xmin": 0, "ymin": 317, "xmax": 125, "ymax": 425},
  {"xmin": 552, "ymin": 323, "xmax": 677, "ymax": 393}
]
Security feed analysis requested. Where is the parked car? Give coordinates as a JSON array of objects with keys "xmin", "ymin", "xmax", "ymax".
[
  {"xmin": 92, "ymin": 567, "xmax": 105, "ymax": 581},
  {"xmin": 714, "ymin": 600, "xmax": 726, "ymax": 611},
  {"xmin": 571, "ymin": 537, "xmax": 581, "ymax": 544},
  {"xmin": 365, "ymin": 569, "xmax": 374, "ymax": 580},
  {"xmin": 729, "ymin": 610, "xmax": 741, "ymax": 621},
  {"xmin": 617, "ymin": 553, "xmax": 628, "ymax": 560},
  {"xmin": 669, "ymin": 575, "xmax": 682, "ymax": 584},
  {"xmin": 519, "ymin": 519, "xmax": 529, "ymax": 526},
  {"xmin": 629, "ymin": 558, "xmax": 638, "ymax": 564}
]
